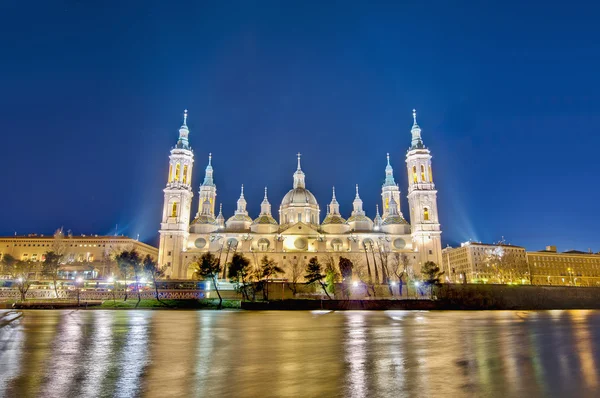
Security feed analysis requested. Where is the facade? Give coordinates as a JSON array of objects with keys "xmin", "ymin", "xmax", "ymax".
[
  {"xmin": 442, "ymin": 242, "xmax": 529, "ymax": 284},
  {"xmin": 159, "ymin": 110, "xmax": 443, "ymax": 280},
  {"xmin": 527, "ymin": 246, "xmax": 600, "ymax": 286},
  {"xmin": 0, "ymin": 232, "xmax": 158, "ymax": 279}
]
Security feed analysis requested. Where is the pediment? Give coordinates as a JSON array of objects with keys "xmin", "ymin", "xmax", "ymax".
[{"xmin": 280, "ymin": 222, "xmax": 320, "ymax": 236}]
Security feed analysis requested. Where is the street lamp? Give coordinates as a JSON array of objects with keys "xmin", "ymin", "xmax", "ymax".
[{"xmin": 75, "ymin": 276, "xmax": 84, "ymax": 307}]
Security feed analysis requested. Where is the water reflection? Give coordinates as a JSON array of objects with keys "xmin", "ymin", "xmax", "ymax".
[{"xmin": 0, "ymin": 310, "xmax": 599, "ymax": 397}]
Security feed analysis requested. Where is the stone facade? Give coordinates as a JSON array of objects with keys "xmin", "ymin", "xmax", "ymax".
[{"xmin": 0, "ymin": 233, "xmax": 157, "ymax": 278}]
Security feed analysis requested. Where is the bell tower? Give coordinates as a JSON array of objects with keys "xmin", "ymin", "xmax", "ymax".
[
  {"xmin": 405, "ymin": 109, "xmax": 442, "ymax": 270},
  {"xmin": 158, "ymin": 110, "xmax": 194, "ymax": 279}
]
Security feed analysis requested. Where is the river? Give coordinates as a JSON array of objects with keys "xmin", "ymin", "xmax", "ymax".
[{"xmin": 0, "ymin": 309, "xmax": 599, "ymax": 397}]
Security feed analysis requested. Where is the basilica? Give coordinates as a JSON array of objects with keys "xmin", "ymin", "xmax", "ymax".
[{"xmin": 158, "ymin": 110, "xmax": 442, "ymax": 280}]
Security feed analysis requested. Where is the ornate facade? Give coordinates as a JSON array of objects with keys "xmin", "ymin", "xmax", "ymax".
[{"xmin": 158, "ymin": 110, "xmax": 442, "ymax": 280}]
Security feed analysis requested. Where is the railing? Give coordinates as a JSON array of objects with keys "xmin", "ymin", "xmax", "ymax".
[{"xmin": 0, "ymin": 289, "xmax": 205, "ymax": 300}]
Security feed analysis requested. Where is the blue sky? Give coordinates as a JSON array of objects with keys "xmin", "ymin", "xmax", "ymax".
[{"xmin": 0, "ymin": 1, "xmax": 598, "ymax": 251}]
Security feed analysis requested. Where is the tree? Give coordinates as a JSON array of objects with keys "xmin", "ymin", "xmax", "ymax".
[
  {"xmin": 227, "ymin": 253, "xmax": 252, "ymax": 300},
  {"xmin": 10, "ymin": 260, "xmax": 37, "ymax": 301},
  {"xmin": 286, "ymin": 257, "xmax": 304, "ymax": 297},
  {"xmin": 115, "ymin": 250, "xmax": 142, "ymax": 303},
  {"xmin": 338, "ymin": 257, "xmax": 354, "ymax": 299},
  {"xmin": 259, "ymin": 256, "xmax": 284, "ymax": 301},
  {"xmin": 143, "ymin": 255, "xmax": 166, "ymax": 304},
  {"xmin": 421, "ymin": 261, "xmax": 444, "ymax": 297},
  {"xmin": 194, "ymin": 252, "xmax": 223, "ymax": 309},
  {"xmin": 323, "ymin": 255, "xmax": 339, "ymax": 296},
  {"xmin": 304, "ymin": 257, "xmax": 331, "ymax": 299},
  {"xmin": 391, "ymin": 253, "xmax": 411, "ymax": 297},
  {"xmin": 42, "ymin": 251, "xmax": 62, "ymax": 298},
  {"xmin": 1, "ymin": 254, "xmax": 17, "ymax": 277}
]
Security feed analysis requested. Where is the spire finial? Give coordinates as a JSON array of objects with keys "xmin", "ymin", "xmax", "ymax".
[
  {"xmin": 297, "ymin": 152, "xmax": 302, "ymax": 170},
  {"xmin": 264, "ymin": 186, "xmax": 268, "ymax": 199},
  {"xmin": 332, "ymin": 186, "xmax": 336, "ymax": 199},
  {"xmin": 208, "ymin": 152, "xmax": 212, "ymax": 166},
  {"xmin": 183, "ymin": 109, "xmax": 188, "ymax": 126},
  {"xmin": 219, "ymin": 203, "xmax": 223, "ymax": 214},
  {"xmin": 412, "ymin": 109, "xmax": 417, "ymax": 125},
  {"xmin": 355, "ymin": 184, "xmax": 359, "ymax": 198},
  {"xmin": 240, "ymin": 184, "xmax": 244, "ymax": 197},
  {"xmin": 386, "ymin": 152, "xmax": 390, "ymax": 166}
]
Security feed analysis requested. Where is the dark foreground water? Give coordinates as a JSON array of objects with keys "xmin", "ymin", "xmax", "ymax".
[{"xmin": 1, "ymin": 310, "xmax": 599, "ymax": 398}]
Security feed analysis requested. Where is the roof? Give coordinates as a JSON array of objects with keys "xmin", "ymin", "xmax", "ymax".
[
  {"xmin": 252, "ymin": 215, "xmax": 278, "ymax": 225},
  {"xmin": 381, "ymin": 215, "xmax": 409, "ymax": 226},
  {"xmin": 280, "ymin": 187, "xmax": 318, "ymax": 207},
  {"xmin": 322, "ymin": 214, "xmax": 347, "ymax": 225}
]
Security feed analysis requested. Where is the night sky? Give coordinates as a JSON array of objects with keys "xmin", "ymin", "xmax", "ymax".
[{"xmin": 1, "ymin": 1, "xmax": 599, "ymax": 252}]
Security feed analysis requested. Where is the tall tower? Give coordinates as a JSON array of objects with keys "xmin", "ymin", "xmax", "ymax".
[
  {"xmin": 158, "ymin": 110, "xmax": 194, "ymax": 279},
  {"xmin": 405, "ymin": 109, "xmax": 442, "ymax": 270},
  {"xmin": 381, "ymin": 153, "xmax": 402, "ymax": 218}
]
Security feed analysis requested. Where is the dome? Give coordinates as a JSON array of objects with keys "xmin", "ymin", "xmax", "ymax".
[
  {"xmin": 191, "ymin": 215, "xmax": 217, "ymax": 225},
  {"xmin": 226, "ymin": 214, "xmax": 253, "ymax": 223},
  {"xmin": 280, "ymin": 188, "xmax": 318, "ymax": 207},
  {"xmin": 322, "ymin": 214, "xmax": 347, "ymax": 225},
  {"xmin": 382, "ymin": 215, "xmax": 409, "ymax": 225},
  {"xmin": 347, "ymin": 214, "xmax": 373, "ymax": 224},
  {"xmin": 252, "ymin": 214, "xmax": 278, "ymax": 225}
]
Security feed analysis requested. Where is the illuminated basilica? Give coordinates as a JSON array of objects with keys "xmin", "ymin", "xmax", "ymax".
[{"xmin": 158, "ymin": 110, "xmax": 442, "ymax": 280}]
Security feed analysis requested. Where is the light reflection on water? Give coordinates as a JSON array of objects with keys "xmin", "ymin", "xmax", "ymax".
[{"xmin": 0, "ymin": 310, "xmax": 599, "ymax": 397}]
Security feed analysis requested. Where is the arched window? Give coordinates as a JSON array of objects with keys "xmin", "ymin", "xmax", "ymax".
[
  {"xmin": 412, "ymin": 166, "xmax": 417, "ymax": 183},
  {"xmin": 421, "ymin": 165, "xmax": 426, "ymax": 181},
  {"xmin": 171, "ymin": 202, "xmax": 178, "ymax": 217},
  {"xmin": 168, "ymin": 164, "xmax": 173, "ymax": 182},
  {"xmin": 258, "ymin": 238, "xmax": 270, "ymax": 252},
  {"xmin": 311, "ymin": 214, "xmax": 315, "ymax": 224},
  {"xmin": 175, "ymin": 163, "xmax": 181, "ymax": 181},
  {"xmin": 331, "ymin": 238, "xmax": 343, "ymax": 252},
  {"xmin": 183, "ymin": 165, "xmax": 188, "ymax": 184},
  {"xmin": 423, "ymin": 207, "xmax": 429, "ymax": 221},
  {"xmin": 385, "ymin": 197, "xmax": 389, "ymax": 210},
  {"xmin": 429, "ymin": 165, "xmax": 433, "ymax": 182}
]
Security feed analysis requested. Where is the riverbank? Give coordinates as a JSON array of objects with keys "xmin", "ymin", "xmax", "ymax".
[{"xmin": 4, "ymin": 299, "xmax": 241, "ymax": 310}]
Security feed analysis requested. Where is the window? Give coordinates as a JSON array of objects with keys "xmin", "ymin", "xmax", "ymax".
[
  {"xmin": 175, "ymin": 163, "xmax": 181, "ymax": 181},
  {"xmin": 423, "ymin": 207, "xmax": 430, "ymax": 221},
  {"xmin": 168, "ymin": 164, "xmax": 173, "ymax": 182},
  {"xmin": 168, "ymin": 251, "xmax": 172, "ymax": 256},
  {"xmin": 428, "ymin": 165, "xmax": 433, "ymax": 182},
  {"xmin": 171, "ymin": 202, "xmax": 178, "ymax": 217},
  {"xmin": 385, "ymin": 197, "xmax": 389, "ymax": 210},
  {"xmin": 298, "ymin": 213, "xmax": 302, "ymax": 223},
  {"xmin": 421, "ymin": 165, "xmax": 426, "ymax": 181},
  {"xmin": 412, "ymin": 166, "xmax": 417, "ymax": 183},
  {"xmin": 183, "ymin": 165, "xmax": 188, "ymax": 184}
]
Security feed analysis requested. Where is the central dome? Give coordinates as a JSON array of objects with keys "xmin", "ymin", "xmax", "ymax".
[
  {"xmin": 281, "ymin": 187, "xmax": 318, "ymax": 207},
  {"xmin": 279, "ymin": 154, "xmax": 320, "ymax": 226}
]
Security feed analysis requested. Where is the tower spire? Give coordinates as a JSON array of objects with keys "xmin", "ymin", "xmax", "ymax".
[
  {"xmin": 410, "ymin": 108, "xmax": 424, "ymax": 149},
  {"xmin": 260, "ymin": 186, "xmax": 272, "ymax": 216},
  {"xmin": 352, "ymin": 184, "xmax": 365, "ymax": 215},
  {"xmin": 293, "ymin": 153, "xmax": 306, "ymax": 188},
  {"xmin": 176, "ymin": 109, "xmax": 190, "ymax": 149}
]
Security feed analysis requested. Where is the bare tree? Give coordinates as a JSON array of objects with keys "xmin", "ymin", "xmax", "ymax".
[
  {"xmin": 42, "ymin": 251, "xmax": 62, "ymax": 298},
  {"xmin": 286, "ymin": 257, "xmax": 304, "ymax": 296},
  {"xmin": 10, "ymin": 260, "xmax": 38, "ymax": 301}
]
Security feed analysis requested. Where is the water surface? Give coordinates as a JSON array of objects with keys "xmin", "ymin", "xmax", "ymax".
[{"xmin": 0, "ymin": 309, "xmax": 599, "ymax": 397}]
